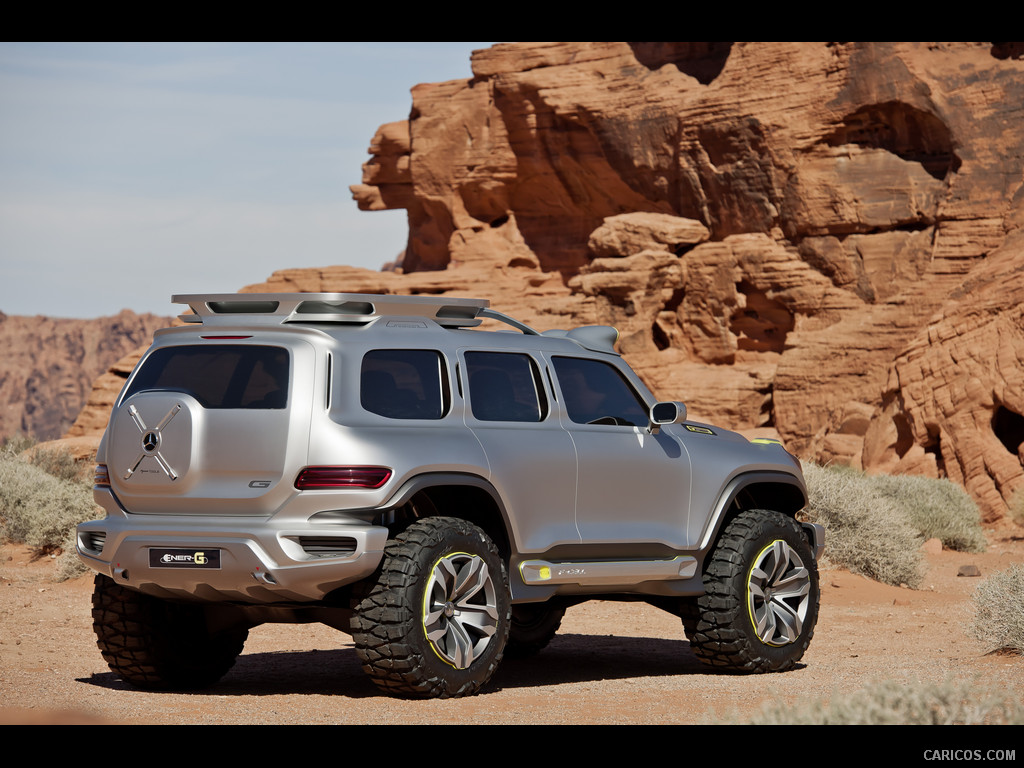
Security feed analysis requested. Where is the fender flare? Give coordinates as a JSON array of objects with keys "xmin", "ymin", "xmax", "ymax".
[
  {"xmin": 376, "ymin": 472, "xmax": 516, "ymax": 551},
  {"xmin": 697, "ymin": 471, "xmax": 808, "ymax": 555}
]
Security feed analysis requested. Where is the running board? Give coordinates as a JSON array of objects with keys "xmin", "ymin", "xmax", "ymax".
[{"xmin": 518, "ymin": 556, "xmax": 698, "ymax": 586}]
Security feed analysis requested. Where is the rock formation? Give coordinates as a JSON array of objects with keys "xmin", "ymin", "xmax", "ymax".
[
  {"xmin": 348, "ymin": 42, "xmax": 1024, "ymax": 520},
  {"xmin": 0, "ymin": 310, "xmax": 171, "ymax": 443},
  {"xmin": 61, "ymin": 42, "xmax": 1024, "ymax": 521}
]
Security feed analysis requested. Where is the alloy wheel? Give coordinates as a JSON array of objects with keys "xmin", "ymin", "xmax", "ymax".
[
  {"xmin": 423, "ymin": 552, "xmax": 500, "ymax": 668},
  {"xmin": 746, "ymin": 539, "xmax": 812, "ymax": 646}
]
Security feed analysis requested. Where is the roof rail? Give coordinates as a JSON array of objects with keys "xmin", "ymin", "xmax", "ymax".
[{"xmin": 171, "ymin": 293, "xmax": 539, "ymax": 334}]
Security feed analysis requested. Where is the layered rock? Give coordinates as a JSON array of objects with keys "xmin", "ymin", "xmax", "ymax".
[
  {"xmin": 346, "ymin": 42, "xmax": 1024, "ymax": 519},
  {"xmin": 59, "ymin": 43, "xmax": 1024, "ymax": 521},
  {"xmin": 0, "ymin": 311, "xmax": 171, "ymax": 443},
  {"xmin": 861, "ymin": 219, "xmax": 1024, "ymax": 522}
]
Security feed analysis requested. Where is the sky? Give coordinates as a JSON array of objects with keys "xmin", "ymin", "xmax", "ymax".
[{"xmin": 0, "ymin": 42, "xmax": 497, "ymax": 319}]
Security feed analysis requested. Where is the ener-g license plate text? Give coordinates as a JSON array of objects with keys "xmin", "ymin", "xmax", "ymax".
[{"xmin": 149, "ymin": 548, "xmax": 221, "ymax": 569}]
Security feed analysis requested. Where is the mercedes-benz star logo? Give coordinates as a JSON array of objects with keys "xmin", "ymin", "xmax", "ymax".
[{"xmin": 124, "ymin": 403, "xmax": 181, "ymax": 481}]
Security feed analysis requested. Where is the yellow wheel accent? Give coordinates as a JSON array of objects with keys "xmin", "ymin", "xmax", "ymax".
[
  {"xmin": 745, "ymin": 538, "xmax": 812, "ymax": 647},
  {"xmin": 422, "ymin": 550, "xmax": 500, "ymax": 669}
]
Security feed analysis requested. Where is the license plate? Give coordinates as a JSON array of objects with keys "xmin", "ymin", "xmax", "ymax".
[{"xmin": 149, "ymin": 548, "xmax": 221, "ymax": 569}]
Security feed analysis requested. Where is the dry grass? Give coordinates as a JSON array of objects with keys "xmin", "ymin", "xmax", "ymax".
[
  {"xmin": 801, "ymin": 462, "xmax": 924, "ymax": 587},
  {"xmin": 870, "ymin": 473, "xmax": 986, "ymax": 552},
  {"xmin": 25, "ymin": 445, "xmax": 92, "ymax": 486},
  {"xmin": 0, "ymin": 452, "xmax": 102, "ymax": 579},
  {"xmin": 1009, "ymin": 489, "xmax": 1024, "ymax": 528},
  {"xmin": 736, "ymin": 677, "xmax": 1024, "ymax": 724},
  {"xmin": 2, "ymin": 433, "xmax": 92, "ymax": 486},
  {"xmin": 800, "ymin": 462, "xmax": 987, "ymax": 588},
  {"xmin": 972, "ymin": 564, "xmax": 1024, "ymax": 655}
]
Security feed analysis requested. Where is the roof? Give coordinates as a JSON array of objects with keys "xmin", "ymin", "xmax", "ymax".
[{"xmin": 172, "ymin": 293, "xmax": 619, "ymax": 355}]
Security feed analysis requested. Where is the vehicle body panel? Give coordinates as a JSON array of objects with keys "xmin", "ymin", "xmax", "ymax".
[{"xmin": 78, "ymin": 293, "xmax": 813, "ymax": 608}]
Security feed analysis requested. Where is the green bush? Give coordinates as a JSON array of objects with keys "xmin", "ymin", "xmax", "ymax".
[
  {"xmin": 737, "ymin": 677, "xmax": 1024, "ymax": 725},
  {"xmin": 972, "ymin": 564, "xmax": 1024, "ymax": 655},
  {"xmin": 801, "ymin": 462, "xmax": 924, "ymax": 587},
  {"xmin": 870, "ymin": 473, "xmax": 986, "ymax": 553},
  {"xmin": 0, "ymin": 454, "xmax": 102, "ymax": 579}
]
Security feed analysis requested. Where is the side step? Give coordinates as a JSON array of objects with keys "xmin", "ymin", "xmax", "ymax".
[{"xmin": 518, "ymin": 556, "xmax": 697, "ymax": 586}]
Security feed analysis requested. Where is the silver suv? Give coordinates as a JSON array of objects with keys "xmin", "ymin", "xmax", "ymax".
[{"xmin": 78, "ymin": 293, "xmax": 823, "ymax": 699}]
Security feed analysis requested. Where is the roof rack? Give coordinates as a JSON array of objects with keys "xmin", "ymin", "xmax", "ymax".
[
  {"xmin": 172, "ymin": 293, "xmax": 540, "ymax": 334},
  {"xmin": 170, "ymin": 293, "xmax": 624, "ymax": 352}
]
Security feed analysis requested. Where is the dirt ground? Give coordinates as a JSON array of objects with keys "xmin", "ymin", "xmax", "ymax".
[{"xmin": 1, "ymin": 524, "xmax": 1022, "ymax": 726}]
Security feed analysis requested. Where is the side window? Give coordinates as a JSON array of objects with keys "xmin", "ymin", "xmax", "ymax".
[
  {"xmin": 552, "ymin": 356, "xmax": 649, "ymax": 427},
  {"xmin": 361, "ymin": 349, "xmax": 447, "ymax": 420},
  {"xmin": 466, "ymin": 351, "xmax": 546, "ymax": 423}
]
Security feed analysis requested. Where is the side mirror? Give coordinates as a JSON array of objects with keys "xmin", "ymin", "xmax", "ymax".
[{"xmin": 648, "ymin": 401, "xmax": 687, "ymax": 434}]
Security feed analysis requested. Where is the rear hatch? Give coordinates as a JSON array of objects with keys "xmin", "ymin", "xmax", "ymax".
[{"xmin": 106, "ymin": 341, "xmax": 313, "ymax": 515}]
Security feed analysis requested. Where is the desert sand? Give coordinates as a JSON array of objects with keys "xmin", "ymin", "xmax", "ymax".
[{"xmin": 2, "ymin": 523, "xmax": 1021, "ymax": 726}]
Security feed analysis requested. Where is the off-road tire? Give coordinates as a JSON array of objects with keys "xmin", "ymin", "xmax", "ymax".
[
  {"xmin": 505, "ymin": 603, "xmax": 565, "ymax": 658},
  {"xmin": 685, "ymin": 509, "xmax": 819, "ymax": 673},
  {"xmin": 350, "ymin": 516, "xmax": 511, "ymax": 698},
  {"xmin": 92, "ymin": 574, "xmax": 247, "ymax": 690}
]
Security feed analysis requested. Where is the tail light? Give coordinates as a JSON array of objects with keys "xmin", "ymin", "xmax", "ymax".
[
  {"xmin": 94, "ymin": 464, "xmax": 110, "ymax": 488},
  {"xmin": 295, "ymin": 466, "xmax": 391, "ymax": 490}
]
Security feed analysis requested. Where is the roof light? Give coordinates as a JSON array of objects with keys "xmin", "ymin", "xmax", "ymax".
[{"xmin": 295, "ymin": 466, "xmax": 392, "ymax": 490}]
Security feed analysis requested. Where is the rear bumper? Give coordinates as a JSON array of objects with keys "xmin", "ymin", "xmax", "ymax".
[{"xmin": 76, "ymin": 514, "xmax": 388, "ymax": 603}]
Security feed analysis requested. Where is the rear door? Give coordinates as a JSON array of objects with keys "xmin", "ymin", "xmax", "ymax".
[
  {"xmin": 107, "ymin": 341, "xmax": 313, "ymax": 515},
  {"xmin": 461, "ymin": 349, "xmax": 578, "ymax": 552}
]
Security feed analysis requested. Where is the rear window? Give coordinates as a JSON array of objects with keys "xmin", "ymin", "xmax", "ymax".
[{"xmin": 124, "ymin": 345, "xmax": 290, "ymax": 409}]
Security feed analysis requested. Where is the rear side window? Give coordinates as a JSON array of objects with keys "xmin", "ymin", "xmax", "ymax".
[
  {"xmin": 124, "ymin": 345, "xmax": 289, "ymax": 409},
  {"xmin": 361, "ymin": 350, "xmax": 447, "ymax": 420},
  {"xmin": 466, "ymin": 351, "xmax": 546, "ymax": 422}
]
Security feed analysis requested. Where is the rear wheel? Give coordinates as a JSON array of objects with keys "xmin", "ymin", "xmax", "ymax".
[
  {"xmin": 92, "ymin": 574, "xmax": 247, "ymax": 690},
  {"xmin": 685, "ymin": 510, "xmax": 819, "ymax": 672},
  {"xmin": 350, "ymin": 517, "xmax": 511, "ymax": 698},
  {"xmin": 505, "ymin": 603, "xmax": 565, "ymax": 658}
]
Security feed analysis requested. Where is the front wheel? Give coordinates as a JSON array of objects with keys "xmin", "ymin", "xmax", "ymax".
[
  {"xmin": 685, "ymin": 510, "xmax": 819, "ymax": 672},
  {"xmin": 350, "ymin": 517, "xmax": 511, "ymax": 698}
]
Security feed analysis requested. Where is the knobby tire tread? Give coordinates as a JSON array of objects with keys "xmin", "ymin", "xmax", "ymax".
[
  {"xmin": 350, "ymin": 516, "xmax": 510, "ymax": 699},
  {"xmin": 92, "ymin": 574, "xmax": 247, "ymax": 690},
  {"xmin": 685, "ymin": 510, "xmax": 818, "ymax": 673}
]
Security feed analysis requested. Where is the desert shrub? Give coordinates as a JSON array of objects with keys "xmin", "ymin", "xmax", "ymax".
[
  {"xmin": 1009, "ymin": 489, "xmax": 1024, "ymax": 528},
  {"xmin": 870, "ymin": 473, "xmax": 986, "ymax": 552},
  {"xmin": 0, "ymin": 453, "xmax": 102, "ymax": 579},
  {"xmin": 737, "ymin": 677, "xmax": 1024, "ymax": 725},
  {"xmin": 26, "ymin": 444, "xmax": 91, "ymax": 485},
  {"xmin": 1, "ymin": 433, "xmax": 36, "ymax": 457},
  {"xmin": 2, "ymin": 433, "xmax": 92, "ymax": 486},
  {"xmin": 972, "ymin": 565, "xmax": 1024, "ymax": 654},
  {"xmin": 801, "ymin": 462, "xmax": 924, "ymax": 587}
]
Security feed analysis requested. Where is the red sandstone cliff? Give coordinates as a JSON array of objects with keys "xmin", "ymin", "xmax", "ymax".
[
  {"xmin": 62, "ymin": 43, "xmax": 1024, "ymax": 521},
  {"xmin": 0, "ymin": 310, "xmax": 171, "ymax": 443},
  {"xmin": 348, "ymin": 41, "xmax": 1024, "ymax": 520}
]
